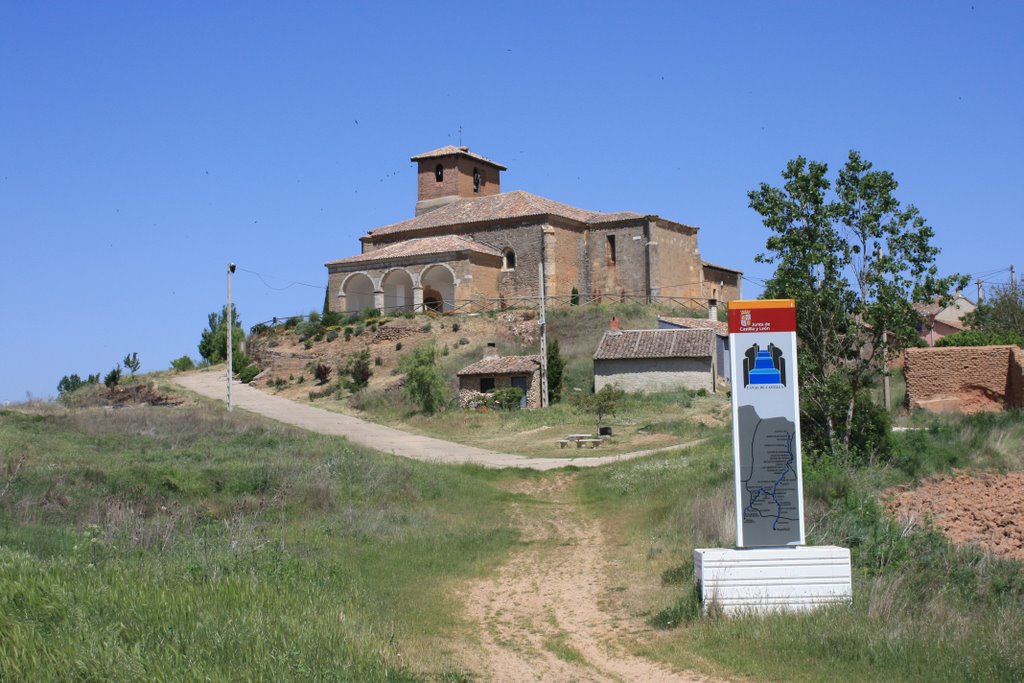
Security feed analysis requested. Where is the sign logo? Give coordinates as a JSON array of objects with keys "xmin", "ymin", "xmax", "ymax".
[
  {"xmin": 742, "ymin": 342, "xmax": 787, "ymax": 388},
  {"xmin": 740, "ymin": 309, "xmax": 751, "ymax": 328}
]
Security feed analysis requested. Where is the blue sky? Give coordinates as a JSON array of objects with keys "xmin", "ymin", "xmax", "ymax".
[{"xmin": 2, "ymin": 1, "xmax": 1021, "ymax": 402}]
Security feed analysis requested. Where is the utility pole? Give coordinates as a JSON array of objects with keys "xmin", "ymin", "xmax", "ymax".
[
  {"xmin": 538, "ymin": 262, "xmax": 549, "ymax": 409},
  {"xmin": 227, "ymin": 262, "xmax": 236, "ymax": 412},
  {"xmin": 977, "ymin": 278, "xmax": 984, "ymax": 304},
  {"xmin": 1011, "ymin": 264, "xmax": 1017, "ymax": 293}
]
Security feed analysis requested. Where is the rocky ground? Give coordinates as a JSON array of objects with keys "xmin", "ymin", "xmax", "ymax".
[{"xmin": 886, "ymin": 471, "xmax": 1024, "ymax": 560}]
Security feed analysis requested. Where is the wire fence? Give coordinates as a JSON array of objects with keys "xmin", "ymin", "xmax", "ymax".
[{"xmin": 251, "ymin": 294, "xmax": 713, "ymax": 333}]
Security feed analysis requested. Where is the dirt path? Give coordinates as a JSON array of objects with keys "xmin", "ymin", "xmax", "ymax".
[
  {"xmin": 172, "ymin": 370, "xmax": 700, "ymax": 471},
  {"xmin": 461, "ymin": 475, "xmax": 709, "ymax": 682}
]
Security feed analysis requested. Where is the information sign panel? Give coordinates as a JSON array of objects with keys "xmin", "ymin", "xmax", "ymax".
[{"xmin": 728, "ymin": 299, "xmax": 806, "ymax": 547}]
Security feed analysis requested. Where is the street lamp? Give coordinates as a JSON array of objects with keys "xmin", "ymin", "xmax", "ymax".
[{"xmin": 227, "ymin": 262, "xmax": 236, "ymax": 411}]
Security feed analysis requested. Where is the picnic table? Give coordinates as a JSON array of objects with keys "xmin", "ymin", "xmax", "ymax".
[{"xmin": 558, "ymin": 434, "xmax": 606, "ymax": 449}]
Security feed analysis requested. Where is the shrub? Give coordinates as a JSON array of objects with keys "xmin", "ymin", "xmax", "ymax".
[
  {"xmin": 340, "ymin": 349, "xmax": 373, "ymax": 393},
  {"xmin": 170, "ymin": 355, "xmax": 196, "ymax": 372},
  {"xmin": 374, "ymin": 355, "xmax": 383, "ymax": 367},
  {"xmin": 458, "ymin": 337, "xmax": 470, "ymax": 346},
  {"xmin": 103, "ymin": 365, "xmax": 122, "ymax": 388},
  {"xmin": 314, "ymin": 363, "xmax": 332, "ymax": 385},
  {"xmin": 442, "ymin": 345, "xmax": 449, "ymax": 356},
  {"xmin": 936, "ymin": 329, "xmax": 1024, "ymax": 347},
  {"xmin": 420, "ymin": 322, "xmax": 432, "ymax": 332},
  {"xmin": 354, "ymin": 324, "xmax": 365, "ymax": 337},
  {"xmin": 395, "ymin": 342, "xmax": 403, "ymax": 351},
  {"xmin": 308, "ymin": 385, "xmax": 336, "ymax": 400},
  {"xmin": 321, "ymin": 310, "xmax": 344, "ymax": 327},
  {"xmin": 285, "ymin": 316, "xmax": 302, "ymax": 329},
  {"xmin": 451, "ymin": 322, "xmax": 461, "ymax": 333},
  {"xmin": 492, "ymin": 387, "xmax": 524, "ymax": 410},
  {"xmin": 308, "ymin": 311, "xmax": 320, "ymax": 323},
  {"xmin": 570, "ymin": 286, "xmax": 580, "ymax": 306},
  {"xmin": 325, "ymin": 330, "xmax": 338, "ymax": 342},
  {"xmin": 238, "ymin": 365, "xmax": 260, "ymax": 384},
  {"xmin": 569, "ymin": 384, "xmax": 625, "ymax": 427},
  {"xmin": 57, "ymin": 373, "xmax": 97, "ymax": 397},
  {"xmin": 398, "ymin": 343, "xmax": 450, "ymax": 414}
]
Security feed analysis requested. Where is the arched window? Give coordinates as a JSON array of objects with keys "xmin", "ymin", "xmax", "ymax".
[
  {"xmin": 434, "ymin": 164, "xmax": 443, "ymax": 182},
  {"xmin": 473, "ymin": 167, "xmax": 481, "ymax": 192},
  {"xmin": 503, "ymin": 248, "xmax": 516, "ymax": 271}
]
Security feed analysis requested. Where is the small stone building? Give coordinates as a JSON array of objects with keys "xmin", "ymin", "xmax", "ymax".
[
  {"xmin": 325, "ymin": 145, "xmax": 741, "ymax": 314},
  {"xmin": 593, "ymin": 328, "xmax": 716, "ymax": 393},
  {"xmin": 658, "ymin": 316, "xmax": 731, "ymax": 383},
  {"xmin": 457, "ymin": 346, "xmax": 542, "ymax": 409}
]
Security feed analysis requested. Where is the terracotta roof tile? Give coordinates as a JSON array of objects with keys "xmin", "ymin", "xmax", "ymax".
[
  {"xmin": 368, "ymin": 190, "xmax": 643, "ymax": 238},
  {"xmin": 701, "ymin": 260, "xmax": 743, "ymax": 274},
  {"xmin": 659, "ymin": 317, "xmax": 729, "ymax": 337},
  {"xmin": 457, "ymin": 354, "xmax": 542, "ymax": 376},
  {"xmin": 325, "ymin": 235, "xmax": 501, "ymax": 266},
  {"xmin": 410, "ymin": 146, "xmax": 507, "ymax": 170},
  {"xmin": 593, "ymin": 329, "xmax": 714, "ymax": 360}
]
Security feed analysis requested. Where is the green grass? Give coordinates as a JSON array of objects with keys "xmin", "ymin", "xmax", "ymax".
[
  {"xmin": 0, "ymin": 404, "xmax": 520, "ymax": 680},
  {"xmin": 575, "ymin": 411, "xmax": 1024, "ymax": 681}
]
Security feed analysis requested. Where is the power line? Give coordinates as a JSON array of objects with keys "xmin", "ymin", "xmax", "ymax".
[{"xmin": 237, "ymin": 267, "xmax": 323, "ymax": 291}]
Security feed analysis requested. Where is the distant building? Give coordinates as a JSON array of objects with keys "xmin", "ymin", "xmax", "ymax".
[
  {"xmin": 325, "ymin": 146, "xmax": 741, "ymax": 314},
  {"xmin": 457, "ymin": 343, "xmax": 542, "ymax": 409},
  {"xmin": 914, "ymin": 293, "xmax": 976, "ymax": 346},
  {"xmin": 593, "ymin": 328, "xmax": 716, "ymax": 393}
]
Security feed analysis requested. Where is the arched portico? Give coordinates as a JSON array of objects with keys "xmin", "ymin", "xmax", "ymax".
[
  {"xmin": 381, "ymin": 268, "xmax": 415, "ymax": 313},
  {"xmin": 341, "ymin": 272, "xmax": 375, "ymax": 315},
  {"xmin": 420, "ymin": 264, "xmax": 456, "ymax": 312}
]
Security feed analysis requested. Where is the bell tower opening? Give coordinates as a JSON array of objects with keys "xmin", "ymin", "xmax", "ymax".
[{"xmin": 411, "ymin": 146, "xmax": 507, "ymax": 215}]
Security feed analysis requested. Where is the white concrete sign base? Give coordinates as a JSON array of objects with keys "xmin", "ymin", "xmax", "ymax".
[{"xmin": 693, "ymin": 546, "xmax": 852, "ymax": 615}]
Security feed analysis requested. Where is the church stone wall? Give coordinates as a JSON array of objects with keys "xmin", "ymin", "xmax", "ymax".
[
  {"xmin": 650, "ymin": 221, "xmax": 701, "ymax": 299},
  {"xmin": 587, "ymin": 222, "xmax": 648, "ymax": 302}
]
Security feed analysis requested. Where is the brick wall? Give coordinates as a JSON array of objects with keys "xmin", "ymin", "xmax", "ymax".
[{"xmin": 904, "ymin": 345, "xmax": 1022, "ymax": 413}]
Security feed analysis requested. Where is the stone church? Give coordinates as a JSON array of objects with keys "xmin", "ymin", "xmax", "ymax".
[{"xmin": 325, "ymin": 146, "xmax": 740, "ymax": 314}]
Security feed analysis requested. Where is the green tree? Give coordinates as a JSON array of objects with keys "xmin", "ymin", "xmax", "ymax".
[
  {"xmin": 964, "ymin": 282, "xmax": 1024, "ymax": 340},
  {"xmin": 569, "ymin": 384, "xmax": 625, "ymax": 429},
  {"xmin": 749, "ymin": 151, "xmax": 966, "ymax": 462},
  {"xmin": 198, "ymin": 305, "xmax": 252, "ymax": 373},
  {"xmin": 546, "ymin": 338, "xmax": 566, "ymax": 404},
  {"xmin": 123, "ymin": 352, "xmax": 140, "ymax": 380},
  {"xmin": 398, "ymin": 343, "xmax": 450, "ymax": 415}
]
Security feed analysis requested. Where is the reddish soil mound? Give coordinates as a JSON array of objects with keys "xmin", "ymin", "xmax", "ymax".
[{"xmin": 886, "ymin": 472, "xmax": 1024, "ymax": 560}]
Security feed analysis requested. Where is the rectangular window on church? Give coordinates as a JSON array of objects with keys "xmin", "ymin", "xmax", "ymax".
[{"xmin": 606, "ymin": 235, "xmax": 616, "ymax": 264}]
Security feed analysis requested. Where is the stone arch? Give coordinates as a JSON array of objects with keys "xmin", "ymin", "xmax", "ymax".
[
  {"xmin": 341, "ymin": 272, "xmax": 375, "ymax": 315},
  {"xmin": 381, "ymin": 268, "xmax": 414, "ymax": 313},
  {"xmin": 420, "ymin": 263, "xmax": 456, "ymax": 312}
]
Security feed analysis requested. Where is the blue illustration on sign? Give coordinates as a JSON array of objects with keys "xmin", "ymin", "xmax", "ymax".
[{"xmin": 742, "ymin": 342, "xmax": 786, "ymax": 387}]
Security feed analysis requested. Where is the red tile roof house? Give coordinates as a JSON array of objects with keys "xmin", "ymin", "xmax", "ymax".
[
  {"xmin": 658, "ymin": 316, "xmax": 732, "ymax": 384},
  {"xmin": 324, "ymin": 146, "xmax": 742, "ymax": 315},
  {"xmin": 913, "ymin": 293, "xmax": 976, "ymax": 346},
  {"xmin": 593, "ymin": 328, "xmax": 717, "ymax": 394},
  {"xmin": 457, "ymin": 343, "xmax": 542, "ymax": 410}
]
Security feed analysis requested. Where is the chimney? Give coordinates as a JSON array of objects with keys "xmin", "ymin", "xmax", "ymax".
[
  {"xmin": 608, "ymin": 316, "xmax": 622, "ymax": 336},
  {"xmin": 484, "ymin": 341, "xmax": 499, "ymax": 359},
  {"xmin": 708, "ymin": 299, "xmax": 718, "ymax": 321}
]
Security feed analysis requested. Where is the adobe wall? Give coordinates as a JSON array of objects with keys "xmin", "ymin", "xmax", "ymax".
[{"xmin": 904, "ymin": 345, "xmax": 1021, "ymax": 413}]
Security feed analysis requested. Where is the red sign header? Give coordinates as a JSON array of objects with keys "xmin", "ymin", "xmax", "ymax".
[{"xmin": 728, "ymin": 299, "xmax": 796, "ymax": 334}]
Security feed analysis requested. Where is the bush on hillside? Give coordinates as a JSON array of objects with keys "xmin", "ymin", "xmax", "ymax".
[
  {"xmin": 398, "ymin": 343, "xmax": 450, "ymax": 415},
  {"xmin": 170, "ymin": 355, "xmax": 196, "ymax": 372},
  {"xmin": 103, "ymin": 366, "xmax": 122, "ymax": 388}
]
